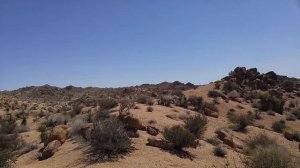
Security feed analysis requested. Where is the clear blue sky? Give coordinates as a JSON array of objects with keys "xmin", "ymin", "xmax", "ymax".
[{"xmin": 1, "ymin": 0, "xmax": 300, "ymax": 91}]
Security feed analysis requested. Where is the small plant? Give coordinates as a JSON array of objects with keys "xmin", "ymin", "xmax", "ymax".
[
  {"xmin": 286, "ymin": 113, "xmax": 297, "ymax": 121},
  {"xmin": 223, "ymin": 81, "xmax": 239, "ymax": 94},
  {"xmin": 158, "ymin": 95, "xmax": 173, "ymax": 107},
  {"xmin": 293, "ymin": 132, "xmax": 300, "ymax": 142},
  {"xmin": 136, "ymin": 95, "xmax": 153, "ymax": 105},
  {"xmin": 208, "ymin": 90, "xmax": 222, "ymax": 98},
  {"xmin": 227, "ymin": 90, "xmax": 240, "ymax": 101},
  {"xmin": 245, "ymin": 134, "xmax": 276, "ymax": 153},
  {"xmin": 272, "ymin": 120, "xmax": 286, "ymax": 133},
  {"xmin": 90, "ymin": 117, "xmax": 133, "ymax": 161},
  {"xmin": 94, "ymin": 109, "xmax": 110, "ymax": 121},
  {"xmin": 259, "ymin": 93, "xmax": 285, "ymax": 114},
  {"xmin": 207, "ymin": 137, "xmax": 222, "ymax": 146},
  {"xmin": 244, "ymin": 145, "xmax": 294, "ymax": 168},
  {"xmin": 184, "ymin": 114, "xmax": 207, "ymax": 138},
  {"xmin": 38, "ymin": 111, "xmax": 45, "ymax": 118},
  {"xmin": 99, "ymin": 98, "xmax": 118, "ymax": 110},
  {"xmin": 0, "ymin": 116, "xmax": 17, "ymax": 134},
  {"xmin": 281, "ymin": 80, "xmax": 294, "ymax": 92},
  {"xmin": 213, "ymin": 146, "xmax": 227, "ymax": 157},
  {"xmin": 227, "ymin": 112, "xmax": 254, "ymax": 132},
  {"xmin": 163, "ymin": 125, "xmax": 197, "ymax": 150},
  {"xmin": 291, "ymin": 108, "xmax": 300, "ymax": 119},
  {"xmin": 146, "ymin": 106, "xmax": 153, "ymax": 112},
  {"xmin": 188, "ymin": 95, "xmax": 203, "ymax": 112}
]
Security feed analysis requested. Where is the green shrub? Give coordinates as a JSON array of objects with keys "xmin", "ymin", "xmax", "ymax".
[
  {"xmin": 136, "ymin": 95, "xmax": 153, "ymax": 105},
  {"xmin": 281, "ymin": 81, "xmax": 294, "ymax": 92},
  {"xmin": 188, "ymin": 95, "xmax": 203, "ymax": 112},
  {"xmin": 272, "ymin": 120, "xmax": 286, "ymax": 133},
  {"xmin": 223, "ymin": 81, "xmax": 239, "ymax": 94},
  {"xmin": 207, "ymin": 137, "xmax": 222, "ymax": 146},
  {"xmin": 90, "ymin": 117, "xmax": 133, "ymax": 161},
  {"xmin": 227, "ymin": 90, "xmax": 240, "ymax": 101},
  {"xmin": 99, "ymin": 98, "xmax": 118, "ymax": 110},
  {"xmin": 291, "ymin": 108, "xmax": 300, "ymax": 119},
  {"xmin": 244, "ymin": 145, "xmax": 294, "ymax": 168},
  {"xmin": 227, "ymin": 112, "xmax": 254, "ymax": 131},
  {"xmin": 213, "ymin": 146, "xmax": 227, "ymax": 157},
  {"xmin": 184, "ymin": 114, "xmax": 207, "ymax": 138},
  {"xmin": 245, "ymin": 134, "xmax": 276, "ymax": 153},
  {"xmin": 293, "ymin": 132, "xmax": 300, "ymax": 142},
  {"xmin": 203, "ymin": 102, "xmax": 218, "ymax": 115},
  {"xmin": 158, "ymin": 95, "xmax": 173, "ymax": 107},
  {"xmin": 286, "ymin": 113, "xmax": 297, "ymax": 121},
  {"xmin": 0, "ymin": 117, "xmax": 17, "ymax": 134},
  {"xmin": 0, "ymin": 149, "xmax": 13, "ymax": 168},
  {"xmin": 94, "ymin": 109, "xmax": 110, "ymax": 121},
  {"xmin": 208, "ymin": 90, "xmax": 222, "ymax": 98},
  {"xmin": 259, "ymin": 93, "xmax": 284, "ymax": 114},
  {"xmin": 163, "ymin": 125, "xmax": 197, "ymax": 149},
  {"xmin": 175, "ymin": 96, "xmax": 188, "ymax": 108},
  {"xmin": 146, "ymin": 106, "xmax": 153, "ymax": 112}
]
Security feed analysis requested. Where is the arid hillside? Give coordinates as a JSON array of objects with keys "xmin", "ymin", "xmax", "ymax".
[{"xmin": 0, "ymin": 67, "xmax": 300, "ymax": 168}]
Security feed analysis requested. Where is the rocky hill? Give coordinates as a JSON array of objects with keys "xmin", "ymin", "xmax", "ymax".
[{"xmin": 0, "ymin": 67, "xmax": 299, "ymax": 168}]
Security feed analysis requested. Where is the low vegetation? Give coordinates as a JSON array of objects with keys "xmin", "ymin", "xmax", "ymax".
[
  {"xmin": 227, "ymin": 111, "xmax": 254, "ymax": 131},
  {"xmin": 184, "ymin": 114, "xmax": 207, "ymax": 138},
  {"xmin": 213, "ymin": 146, "xmax": 227, "ymax": 157},
  {"xmin": 162, "ymin": 125, "xmax": 197, "ymax": 150},
  {"xmin": 272, "ymin": 120, "xmax": 286, "ymax": 133}
]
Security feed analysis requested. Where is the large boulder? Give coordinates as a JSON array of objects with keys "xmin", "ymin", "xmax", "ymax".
[
  {"xmin": 45, "ymin": 125, "xmax": 69, "ymax": 146},
  {"xmin": 147, "ymin": 138, "xmax": 175, "ymax": 150},
  {"xmin": 40, "ymin": 140, "xmax": 61, "ymax": 160}
]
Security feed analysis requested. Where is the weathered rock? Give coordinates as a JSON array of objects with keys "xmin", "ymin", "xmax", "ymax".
[
  {"xmin": 146, "ymin": 126, "xmax": 159, "ymax": 136},
  {"xmin": 45, "ymin": 125, "xmax": 69, "ymax": 146},
  {"xmin": 41, "ymin": 140, "xmax": 61, "ymax": 160},
  {"xmin": 119, "ymin": 113, "xmax": 146, "ymax": 131},
  {"xmin": 215, "ymin": 129, "xmax": 242, "ymax": 149},
  {"xmin": 147, "ymin": 138, "xmax": 175, "ymax": 150}
]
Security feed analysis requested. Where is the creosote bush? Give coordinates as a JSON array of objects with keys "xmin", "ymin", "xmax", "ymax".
[
  {"xmin": 213, "ymin": 146, "xmax": 227, "ymax": 157},
  {"xmin": 184, "ymin": 114, "xmax": 207, "ymax": 138},
  {"xmin": 146, "ymin": 106, "xmax": 153, "ymax": 112},
  {"xmin": 188, "ymin": 95, "xmax": 203, "ymax": 112},
  {"xmin": 259, "ymin": 93, "xmax": 285, "ymax": 114},
  {"xmin": 244, "ymin": 145, "xmax": 294, "ymax": 168},
  {"xmin": 136, "ymin": 95, "xmax": 153, "ymax": 105},
  {"xmin": 245, "ymin": 134, "xmax": 276, "ymax": 154},
  {"xmin": 272, "ymin": 120, "xmax": 286, "ymax": 133},
  {"xmin": 163, "ymin": 125, "xmax": 197, "ymax": 150},
  {"xmin": 223, "ymin": 80, "xmax": 239, "ymax": 94},
  {"xmin": 99, "ymin": 98, "xmax": 118, "ymax": 110},
  {"xmin": 90, "ymin": 117, "xmax": 133, "ymax": 161},
  {"xmin": 291, "ymin": 108, "xmax": 300, "ymax": 119},
  {"xmin": 227, "ymin": 112, "xmax": 254, "ymax": 131},
  {"xmin": 208, "ymin": 90, "xmax": 222, "ymax": 98}
]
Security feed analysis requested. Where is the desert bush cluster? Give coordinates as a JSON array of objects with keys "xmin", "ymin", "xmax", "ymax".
[{"xmin": 227, "ymin": 111, "xmax": 254, "ymax": 131}]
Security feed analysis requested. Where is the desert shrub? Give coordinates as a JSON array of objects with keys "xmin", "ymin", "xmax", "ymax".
[
  {"xmin": 94, "ymin": 109, "xmax": 110, "ymax": 121},
  {"xmin": 175, "ymin": 96, "xmax": 188, "ymax": 108},
  {"xmin": 244, "ymin": 145, "xmax": 294, "ymax": 168},
  {"xmin": 0, "ymin": 116, "xmax": 17, "ymax": 134},
  {"xmin": 286, "ymin": 113, "xmax": 297, "ymax": 121},
  {"xmin": 69, "ymin": 118, "xmax": 86, "ymax": 138},
  {"xmin": 259, "ymin": 93, "xmax": 284, "ymax": 114},
  {"xmin": 281, "ymin": 81, "xmax": 294, "ymax": 92},
  {"xmin": 99, "ymin": 98, "xmax": 118, "ymax": 110},
  {"xmin": 291, "ymin": 108, "xmax": 300, "ymax": 119},
  {"xmin": 223, "ymin": 81, "xmax": 239, "ymax": 94},
  {"xmin": 0, "ymin": 133, "xmax": 21, "ymax": 168},
  {"xmin": 136, "ymin": 95, "xmax": 153, "ymax": 105},
  {"xmin": 202, "ymin": 102, "xmax": 219, "ymax": 115},
  {"xmin": 207, "ymin": 137, "xmax": 222, "ymax": 146},
  {"xmin": 296, "ymin": 91, "xmax": 300, "ymax": 97},
  {"xmin": 272, "ymin": 120, "xmax": 286, "ymax": 133},
  {"xmin": 158, "ymin": 95, "xmax": 173, "ymax": 107},
  {"xmin": 254, "ymin": 110, "xmax": 262, "ymax": 120},
  {"xmin": 37, "ymin": 124, "xmax": 47, "ymax": 133},
  {"xmin": 293, "ymin": 132, "xmax": 300, "ymax": 142},
  {"xmin": 184, "ymin": 114, "xmax": 207, "ymax": 138},
  {"xmin": 0, "ymin": 149, "xmax": 13, "ymax": 168},
  {"xmin": 208, "ymin": 90, "xmax": 222, "ymax": 98},
  {"xmin": 90, "ymin": 117, "xmax": 133, "ymax": 161},
  {"xmin": 119, "ymin": 98, "xmax": 135, "ymax": 113},
  {"xmin": 70, "ymin": 103, "xmax": 82, "ymax": 117},
  {"xmin": 38, "ymin": 111, "xmax": 45, "ymax": 118},
  {"xmin": 146, "ymin": 106, "xmax": 153, "ymax": 112},
  {"xmin": 227, "ymin": 90, "xmax": 240, "ymax": 101},
  {"xmin": 187, "ymin": 95, "xmax": 203, "ymax": 111},
  {"xmin": 17, "ymin": 124, "xmax": 29, "ymax": 133},
  {"xmin": 163, "ymin": 125, "xmax": 197, "ymax": 149},
  {"xmin": 213, "ymin": 146, "xmax": 227, "ymax": 157},
  {"xmin": 227, "ymin": 112, "xmax": 254, "ymax": 131},
  {"xmin": 245, "ymin": 134, "xmax": 276, "ymax": 153}
]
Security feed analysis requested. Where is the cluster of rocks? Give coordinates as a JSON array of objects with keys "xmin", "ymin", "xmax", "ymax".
[
  {"xmin": 39, "ymin": 125, "xmax": 69, "ymax": 160},
  {"xmin": 223, "ymin": 67, "xmax": 279, "ymax": 91}
]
